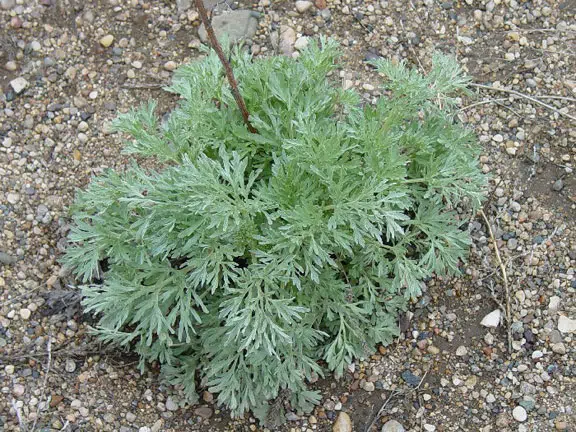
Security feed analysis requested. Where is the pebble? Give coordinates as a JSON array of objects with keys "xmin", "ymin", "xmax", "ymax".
[
  {"xmin": 193, "ymin": 407, "xmax": 213, "ymax": 419},
  {"xmin": 126, "ymin": 412, "xmax": 136, "ymax": 423},
  {"xmin": 202, "ymin": 391, "xmax": 213, "ymax": 403},
  {"xmin": 333, "ymin": 412, "xmax": 352, "ymax": 432},
  {"xmin": 198, "ymin": 10, "xmax": 259, "ymax": 44},
  {"xmin": 362, "ymin": 381, "xmax": 375, "ymax": 392},
  {"xmin": 0, "ymin": 251, "xmax": 16, "ymax": 265},
  {"xmin": 164, "ymin": 61, "xmax": 177, "ymax": 71},
  {"xmin": 552, "ymin": 179, "xmax": 564, "ymax": 191},
  {"xmin": 279, "ymin": 25, "xmax": 296, "ymax": 56},
  {"xmin": 65, "ymin": 359, "xmax": 77, "ymax": 373},
  {"xmin": 424, "ymin": 424, "xmax": 436, "ymax": 432},
  {"xmin": 13, "ymin": 383, "xmax": 25, "ymax": 397},
  {"xmin": 19, "ymin": 308, "xmax": 31, "ymax": 320},
  {"xmin": 456, "ymin": 346, "xmax": 468, "ymax": 356},
  {"xmin": 294, "ymin": 36, "xmax": 309, "ymax": 51},
  {"xmin": 480, "ymin": 309, "xmax": 501, "ymax": 328},
  {"xmin": 1, "ymin": 0, "xmax": 15, "ymax": 10},
  {"xmin": 5, "ymin": 61, "xmax": 17, "ymax": 71},
  {"xmin": 99, "ymin": 35, "xmax": 114, "ymax": 48},
  {"xmin": 7, "ymin": 192, "xmax": 20, "ymax": 204},
  {"xmin": 295, "ymin": 0, "xmax": 313, "ymax": 13},
  {"xmin": 165, "ymin": 397, "xmax": 178, "ymax": 412},
  {"xmin": 401, "ymin": 370, "xmax": 421, "ymax": 387},
  {"xmin": 382, "ymin": 419, "xmax": 405, "ymax": 432},
  {"xmin": 551, "ymin": 343, "xmax": 566, "ymax": 354},
  {"xmin": 513, "ymin": 406, "xmax": 528, "ymax": 422},
  {"xmin": 9, "ymin": 77, "xmax": 28, "ymax": 94},
  {"xmin": 549, "ymin": 296, "xmax": 561, "ymax": 312},
  {"xmin": 557, "ymin": 316, "xmax": 575, "ymax": 333}
]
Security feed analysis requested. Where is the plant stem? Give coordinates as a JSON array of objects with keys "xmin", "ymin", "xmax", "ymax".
[{"xmin": 195, "ymin": 0, "xmax": 257, "ymax": 133}]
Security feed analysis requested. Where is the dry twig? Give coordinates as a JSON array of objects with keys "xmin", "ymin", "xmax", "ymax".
[
  {"xmin": 32, "ymin": 335, "xmax": 52, "ymax": 431},
  {"xmin": 470, "ymin": 83, "xmax": 576, "ymax": 121},
  {"xmin": 121, "ymin": 82, "xmax": 168, "ymax": 89},
  {"xmin": 479, "ymin": 209, "xmax": 512, "ymax": 352},
  {"xmin": 194, "ymin": 0, "xmax": 257, "ymax": 133},
  {"xmin": 11, "ymin": 399, "xmax": 28, "ymax": 431},
  {"xmin": 365, "ymin": 370, "xmax": 429, "ymax": 431}
]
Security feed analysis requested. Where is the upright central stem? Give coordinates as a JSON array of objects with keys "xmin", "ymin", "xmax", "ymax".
[{"xmin": 194, "ymin": 0, "xmax": 257, "ymax": 133}]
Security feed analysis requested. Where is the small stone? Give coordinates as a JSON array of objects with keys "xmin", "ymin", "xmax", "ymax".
[
  {"xmin": 513, "ymin": 406, "xmax": 527, "ymax": 422},
  {"xmin": 427, "ymin": 345, "xmax": 440, "ymax": 355},
  {"xmin": 13, "ymin": 383, "xmax": 25, "ymax": 396},
  {"xmin": 382, "ymin": 420, "xmax": 405, "ymax": 432},
  {"xmin": 362, "ymin": 381, "xmax": 375, "ymax": 392},
  {"xmin": 492, "ymin": 134, "xmax": 504, "ymax": 143},
  {"xmin": 456, "ymin": 346, "xmax": 468, "ymax": 356},
  {"xmin": 126, "ymin": 412, "xmax": 137, "ymax": 423},
  {"xmin": 164, "ymin": 61, "xmax": 177, "ymax": 71},
  {"xmin": 176, "ymin": 0, "xmax": 191, "ymax": 12},
  {"xmin": 557, "ymin": 316, "xmax": 576, "ymax": 333},
  {"xmin": 198, "ymin": 10, "xmax": 259, "ymax": 45},
  {"xmin": 424, "ymin": 424, "xmax": 436, "ymax": 432},
  {"xmin": 10, "ymin": 77, "xmax": 28, "ymax": 94},
  {"xmin": 193, "ymin": 407, "xmax": 213, "ymax": 419},
  {"xmin": 486, "ymin": 393, "xmax": 496, "ymax": 403},
  {"xmin": 551, "ymin": 343, "xmax": 566, "ymax": 354},
  {"xmin": 0, "ymin": 252, "xmax": 15, "ymax": 265},
  {"xmin": 295, "ymin": 0, "xmax": 313, "ymax": 13},
  {"xmin": 99, "ymin": 35, "xmax": 114, "ymax": 47},
  {"xmin": 294, "ymin": 36, "xmax": 309, "ymax": 51},
  {"xmin": 5, "ymin": 61, "xmax": 17, "ymax": 71},
  {"xmin": 1, "ymin": 0, "xmax": 15, "ymax": 10},
  {"xmin": 549, "ymin": 297, "xmax": 561, "ymax": 312},
  {"xmin": 480, "ymin": 309, "xmax": 501, "ymax": 328},
  {"xmin": 333, "ymin": 412, "xmax": 352, "ymax": 432},
  {"xmin": 279, "ymin": 25, "xmax": 296, "ymax": 56},
  {"xmin": 165, "ymin": 397, "xmax": 178, "ymax": 412},
  {"xmin": 19, "ymin": 308, "xmax": 31, "ymax": 320},
  {"xmin": 504, "ymin": 52, "xmax": 515, "ymax": 61},
  {"xmin": 552, "ymin": 179, "xmax": 564, "ymax": 191},
  {"xmin": 531, "ymin": 350, "xmax": 543, "ymax": 360},
  {"xmin": 7, "ymin": 193, "xmax": 20, "ymax": 204},
  {"xmin": 401, "ymin": 370, "xmax": 421, "ymax": 387},
  {"xmin": 65, "ymin": 359, "xmax": 77, "ymax": 373},
  {"xmin": 50, "ymin": 395, "xmax": 64, "ymax": 407},
  {"xmin": 202, "ymin": 391, "xmax": 213, "ymax": 403}
]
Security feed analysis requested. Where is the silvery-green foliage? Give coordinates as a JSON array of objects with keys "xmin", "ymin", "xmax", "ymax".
[{"xmin": 63, "ymin": 38, "xmax": 485, "ymax": 418}]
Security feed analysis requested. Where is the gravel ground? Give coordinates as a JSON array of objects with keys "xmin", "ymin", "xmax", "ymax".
[{"xmin": 0, "ymin": 0, "xmax": 575, "ymax": 431}]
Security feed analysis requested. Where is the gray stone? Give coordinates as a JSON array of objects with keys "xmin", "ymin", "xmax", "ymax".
[
  {"xmin": 552, "ymin": 179, "xmax": 564, "ymax": 191},
  {"xmin": 0, "ymin": 252, "xmax": 16, "ymax": 265},
  {"xmin": 279, "ymin": 25, "xmax": 296, "ymax": 55},
  {"xmin": 198, "ymin": 10, "xmax": 259, "ymax": 45},
  {"xmin": 382, "ymin": 420, "xmax": 405, "ymax": 432},
  {"xmin": 165, "ymin": 397, "xmax": 178, "ymax": 411},
  {"xmin": 1, "ymin": 0, "xmax": 15, "ymax": 10},
  {"xmin": 65, "ymin": 358, "xmax": 77, "ymax": 373},
  {"xmin": 176, "ymin": 0, "xmax": 191, "ymax": 12},
  {"xmin": 193, "ymin": 407, "xmax": 213, "ymax": 419}
]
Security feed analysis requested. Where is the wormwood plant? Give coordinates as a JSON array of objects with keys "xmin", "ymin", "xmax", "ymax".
[{"xmin": 63, "ymin": 38, "xmax": 486, "ymax": 418}]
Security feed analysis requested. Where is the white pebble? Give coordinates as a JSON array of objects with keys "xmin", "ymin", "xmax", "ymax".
[
  {"xmin": 557, "ymin": 315, "xmax": 575, "ymax": 333},
  {"xmin": 10, "ymin": 77, "xmax": 28, "ymax": 94},
  {"xmin": 480, "ymin": 309, "xmax": 501, "ymax": 328},
  {"xmin": 19, "ymin": 308, "xmax": 31, "ymax": 320},
  {"xmin": 512, "ymin": 406, "xmax": 527, "ymax": 422}
]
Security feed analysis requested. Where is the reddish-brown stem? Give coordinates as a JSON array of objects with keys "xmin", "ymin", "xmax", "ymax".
[{"xmin": 195, "ymin": 0, "xmax": 257, "ymax": 133}]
